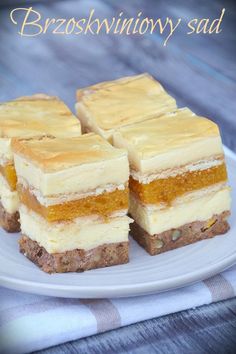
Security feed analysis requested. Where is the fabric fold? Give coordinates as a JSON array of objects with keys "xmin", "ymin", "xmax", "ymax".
[{"xmin": 0, "ymin": 265, "xmax": 235, "ymax": 354}]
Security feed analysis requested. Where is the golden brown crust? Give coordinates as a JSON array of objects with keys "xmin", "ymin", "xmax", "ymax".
[
  {"xmin": 76, "ymin": 73, "xmax": 177, "ymax": 131},
  {"xmin": 0, "ymin": 95, "xmax": 81, "ymax": 138},
  {"xmin": 77, "ymin": 73, "xmax": 155, "ymax": 99},
  {"xmin": 115, "ymin": 108, "xmax": 220, "ymax": 158},
  {"xmin": 11, "ymin": 134, "xmax": 127, "ymax": 172},
  {"xmin": 15, "ymin": 94, "xmax": 59, "ymax": 101}
]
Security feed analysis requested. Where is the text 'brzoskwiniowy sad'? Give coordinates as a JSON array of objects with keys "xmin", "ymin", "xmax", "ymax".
[{"xmin": 10, "ymin": 7, "xmax": 225, "ymax": 46}]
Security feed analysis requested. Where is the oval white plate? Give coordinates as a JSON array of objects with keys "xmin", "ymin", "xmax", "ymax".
[{"xmin": 0, "ymin": 151, "xmax": 235, "ymax": 298}]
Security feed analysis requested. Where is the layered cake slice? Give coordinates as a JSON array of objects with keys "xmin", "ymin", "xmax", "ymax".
[
  {"xmin": 76, "ymin": 73, "xmax": 177, "ymax": 141},
  {"xmin": 12, "ymin": 134, "xmax": 131, "ymax": 273},
  {"xmin": 113, "ymin": 108, "xmax": 231, "ymax": 255},
  {"xmin": 0, "ymin": 94, "xmax": 81, "ymax": 232}
]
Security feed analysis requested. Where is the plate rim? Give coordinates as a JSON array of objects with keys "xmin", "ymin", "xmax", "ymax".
[
  {"xmin": 0, "ymin": 249, "xmax": 236, "ymax": 298},
  {"xmin": 0, "ymin": 148, "xmax": 235, "ymax": 298}
]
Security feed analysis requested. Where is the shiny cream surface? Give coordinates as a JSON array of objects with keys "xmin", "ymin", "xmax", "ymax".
[
  {"xmin": 76, "ymin": 73, "xmax": 176, "ymax": 140},
  {"xmin": 13, "ymin": 134, "xmax": 129, "ymax": 196},
  {"xmin": 113, "ymin": 108, "xmax": 224, "ymax": 174}
]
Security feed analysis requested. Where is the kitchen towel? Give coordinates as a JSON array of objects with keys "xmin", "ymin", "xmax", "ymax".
[
  {"xmin": 0, "ymin": 146, "xmax": 235, "ymax": 354},
  {"xmin": 0, "ymin": 264, "xmax": 236, "ymax": 354}
]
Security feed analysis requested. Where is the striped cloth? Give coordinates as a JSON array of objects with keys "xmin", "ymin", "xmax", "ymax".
[
  {"xmin": 0, "ymin": 265, "xmax": 235, "ymax": 354},
  {"xmin": 1, "ymin": 146, "xmax": 235, "ymax": 353}
]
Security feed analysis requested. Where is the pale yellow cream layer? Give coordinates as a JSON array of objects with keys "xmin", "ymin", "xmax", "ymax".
[
  {"xmin": 0, "ymin": 174, "xmax": 19, "ymax": 213},
  {"xmin": 0, "ymin": 138, "xmax": 13, "ymax": 163},
  {"xmin": 76, "ymin": 73, "xmax": 176, "ymax": 141},
  {"xmin": 129, "ymin": 187, "xmax": 231, "ymax": 235},
  {"xmin": 113, "ymin": 108, "xmax": 223, "ymax": 174},
  {"xmin": 20, "ymin": 205, "xmax": 132, "ymax": 253},
  {"xmin": 13, "ymin": 135, "xmax": 129, "ymax": 196}
]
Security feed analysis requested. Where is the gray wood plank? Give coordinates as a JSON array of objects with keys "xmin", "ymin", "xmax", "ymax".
[
  {"xmin": 35, "ymin": 298, "xmax": 236, "ymax": 354},
  {"xmin": 0, "ymin": 1, "xmax": 236, "ymax": 353},
  {"xmin": 0, "ymin": 0, "xmax": 235, "ymax": 150},
  {"xmin": 106, "ymin": 0, "xmax": 236, "ymax": 80}
]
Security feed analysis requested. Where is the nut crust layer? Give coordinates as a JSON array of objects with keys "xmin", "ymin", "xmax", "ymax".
[
  {"xmin": 19, "ymin": 236, "xmax": 129, "ymax": 273},
  {"xmin": 0, "ymin": 202, "xmax": 20, "ymax": 233},
  {"xmin": 130, "ymin": 211, "xmax": 230, "ymax": 255}
]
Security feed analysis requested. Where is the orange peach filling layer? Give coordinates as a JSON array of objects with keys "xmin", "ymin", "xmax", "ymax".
[
  {"xmin": 0, "ymin": 164, "xmax": 17, "ymax": 191},
  {"xmin": 18, "ymin": 185, "xmax": 129, "ymax": 222},
  {"xmin": 130, "ymin": 163, "xmax": 227, "ymax": 205}
]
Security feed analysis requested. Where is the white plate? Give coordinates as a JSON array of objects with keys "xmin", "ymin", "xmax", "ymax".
[{"xmin": 0, "ymin": 150, "xmax": 235, "ymax": 298}]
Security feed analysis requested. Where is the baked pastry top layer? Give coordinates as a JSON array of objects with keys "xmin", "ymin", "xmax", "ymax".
[
  {"xmin": 12, "ymin": 133, "xmax": 128, "ymax": 173},
  {"xmin": 113, "ymin": 108, "xmax": 224, "ymax": 173},
  {"xmin": 76, "ymin": 73, "xmax": 177, "ymax": 132},
  {"xmin": 0, "ymin": 94, "xmax": 81, "ymax": 138}
]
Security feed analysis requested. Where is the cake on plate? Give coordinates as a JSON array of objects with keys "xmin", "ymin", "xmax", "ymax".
[
  {"xmin": 76, "ymin": 73, "xmax": 177, "ymax": 142},
  {"xmin": 0, "ymin": 94, "xmax": 81, "ymax": 232},
  {"xmin": 113, "ymin": 108, "xmax": 231, "ymax": 255},
  {"xmin": 12, "ymin": 134, "xmax": 131, "ymax": 273}
]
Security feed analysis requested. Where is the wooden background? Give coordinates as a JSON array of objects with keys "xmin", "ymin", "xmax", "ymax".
[
  {"xmin": 0, "ymin": 0, "xmax": 236, "ymax": 353},
  {"xmin": 0, "ymin": 0, "xmax": 236, "ymax": 151}
]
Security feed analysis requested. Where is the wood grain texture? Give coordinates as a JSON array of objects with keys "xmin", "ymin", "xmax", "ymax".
[
  {"xmin": 0, "ymin": 0, "xmax": 236, "ymax": 352},
  {"xmin": 0, "ymin": 0, "xmax": 235, "ymax": 149},
  {"xmin": 35, "ymin": 298, "xmax": 236, "ymax": 354}
]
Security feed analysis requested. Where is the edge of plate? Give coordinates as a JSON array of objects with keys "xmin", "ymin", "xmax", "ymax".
[
  {"xmin": 0, "ymin": 148, "xmax": 235, "ymax": 298},
  {"xmin": 0, "ymin": 250, "xmax": 236, "ymax": 298}
]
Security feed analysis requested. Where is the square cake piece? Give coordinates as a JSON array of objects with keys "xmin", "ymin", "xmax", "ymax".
[
  {"xmin": 12, "ymin": 134, "xmax": 131, "ymax": 273},
  {"xmin": 113, "ymin": 108, "xmax": 231, "ymax": 255},
  {"xmin": 0, "ymin": 94, "xmax": 81, "ymax": 232},
  {"xmin": 76, "ymin": 73, "xmax": 177, "ymax": 141}
]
